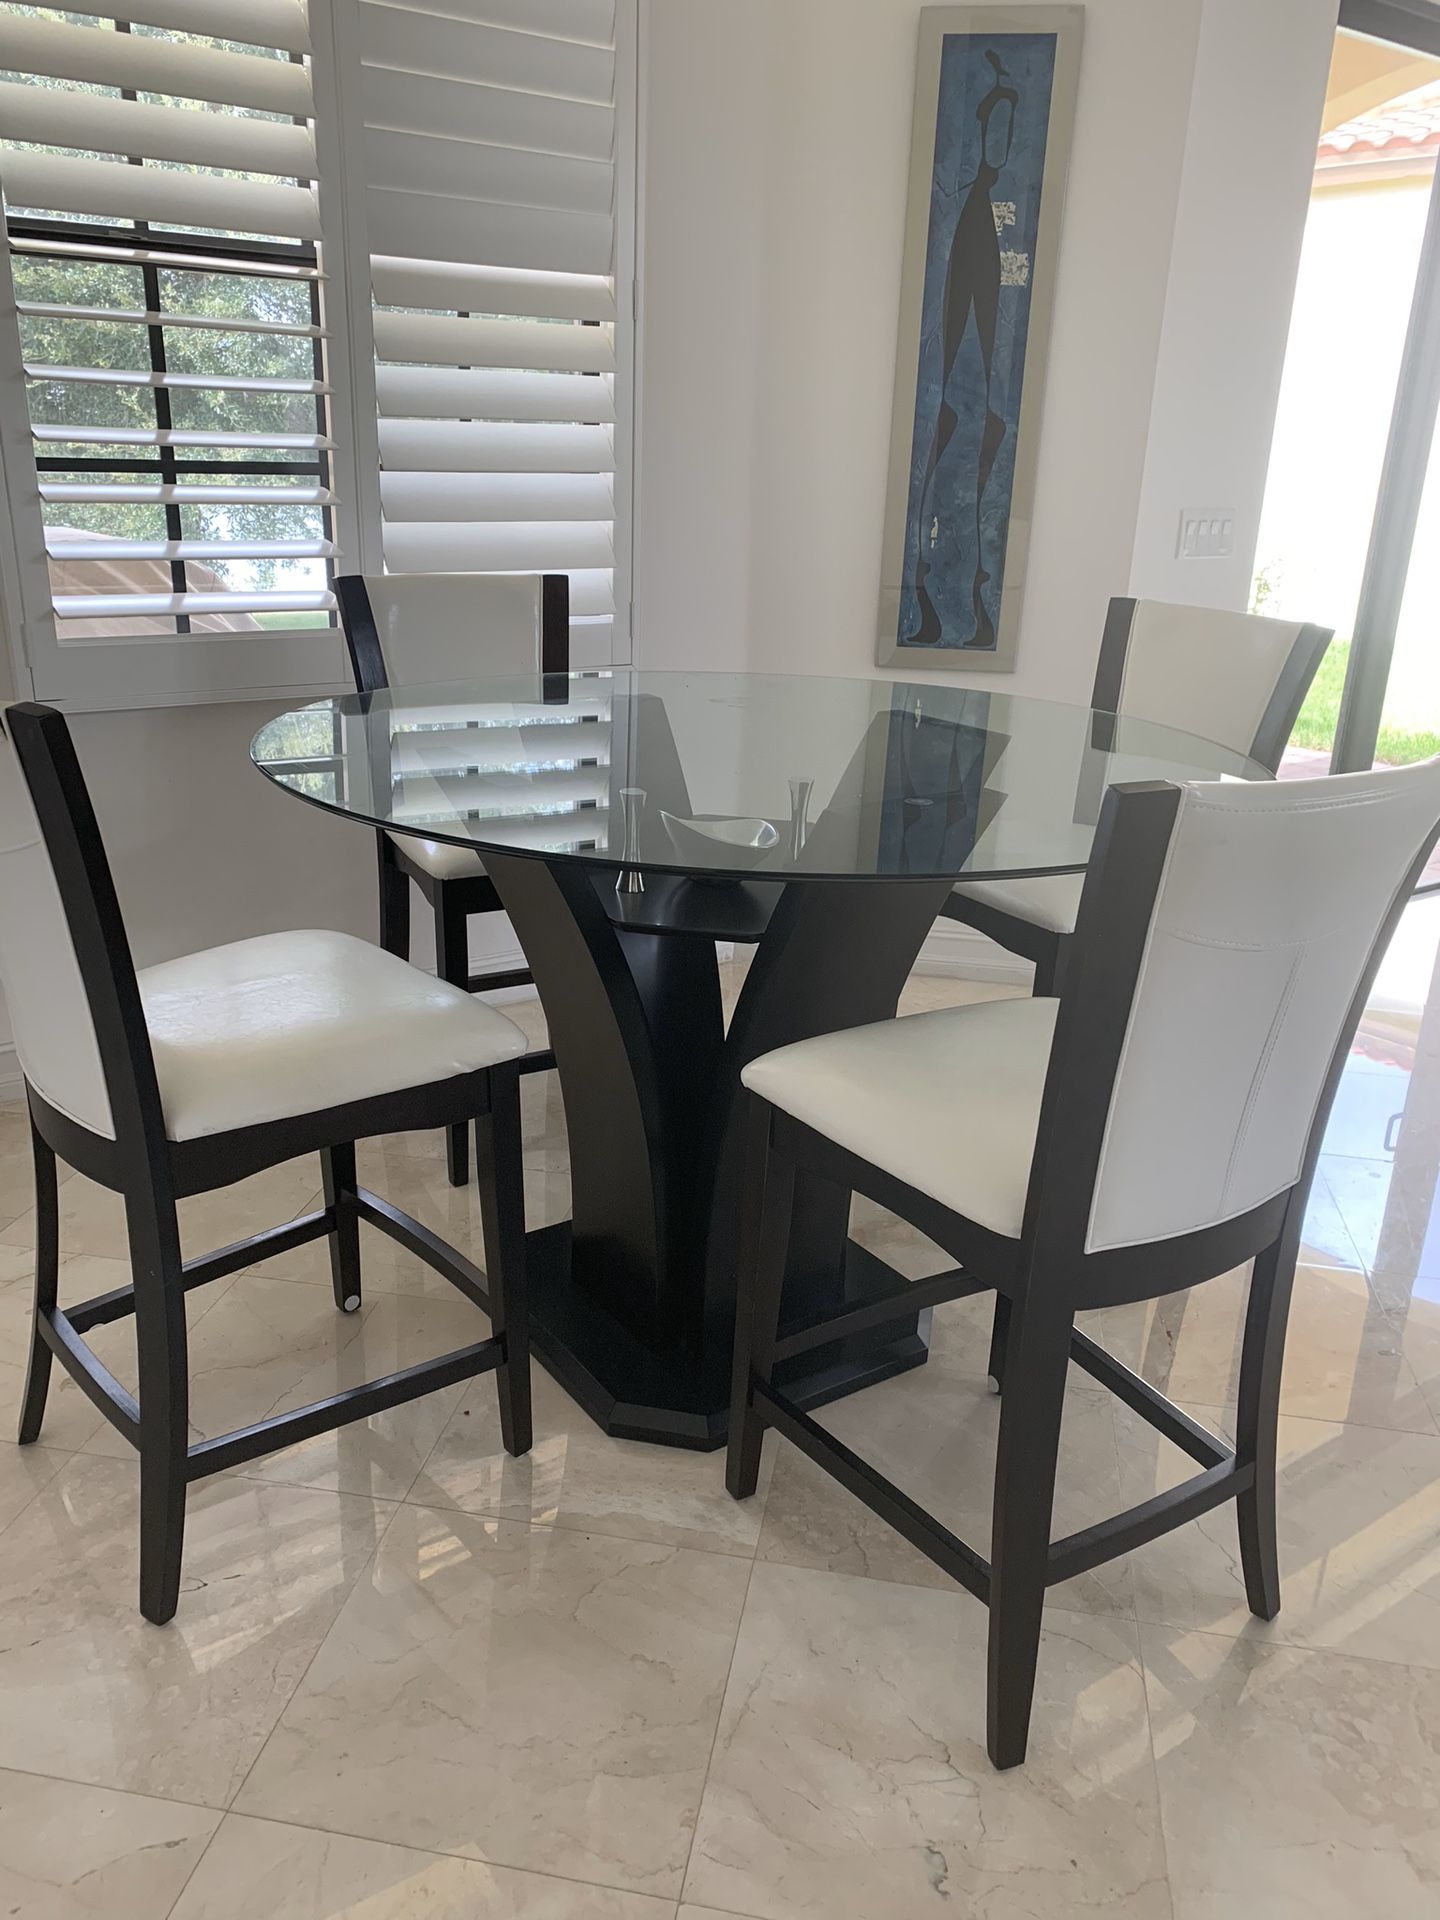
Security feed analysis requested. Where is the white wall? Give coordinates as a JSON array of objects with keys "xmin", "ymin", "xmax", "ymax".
[
  {"xmin": 1129, "ymin": 0, "xmax": 1338, "ymax": 610},
  {"xmin": 636, "ymin": 0, "xmax": 1208, "ymax": 700},
  {"xmin": 636, "ymin": 0, "xmax": 1341, "ymax": 691}
]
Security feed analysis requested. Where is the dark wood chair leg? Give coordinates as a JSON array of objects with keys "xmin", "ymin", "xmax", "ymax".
[
  {"xmin": 128, "ymin": 1193, "xmax": 191, "ymax": 1627},
  {"xmin": 321, "ymin": 1142, "xmax": 362, "ymax": 1314},
  {"xmin": 378, "ymin": 837, "xmax": 410, "ymax": 960},
  {"xmin": 1235, "ymin": 1228, "xmax": 1298, "ymax": 1620},
  {"xmin": 727, "ymin": 1102, "xmax": 794, "ymax": 1500},
  {"xmin": 986, "ymin": 1293, "xmax": 1072, "ymax": 1770},
  {"xmin": 16, "ymin": 1120, "xmax": 59, "ymax": 1444},
  {"xmin": 1031, "ymin": 935, "xmax": 1065, "ymax": 999},
  {"xmin": 475, "ymin": 1066, "xmax": 531, "ymax": 1457},
  {"xmin": 986, "ymin": 1293, "xmax": 1011, "ymax": 1396},
  {"xmin": 434, "ymin": 888, "xmax": 471, "ymax": 1188}
]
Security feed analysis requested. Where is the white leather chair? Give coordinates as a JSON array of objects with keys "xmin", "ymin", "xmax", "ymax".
[
  {"xmin": 1, "ymin": 700, "xmax": 534, "ymax": 1626},
  {"xmin": 944, "ymin": 596, "xmax": 1333, "ymax": 993},
  {"xmin": 336, "ymin": 570, "xmax": 570, "ymax": 1186},
  {"xmin": 728, "ymin": 756, "xmax": 1440, "ymax": 1769}
]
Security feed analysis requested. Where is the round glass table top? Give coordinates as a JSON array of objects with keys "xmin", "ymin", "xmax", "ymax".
[{"xmin": 251, "ymin": 669, "xmax": 1270, "ymax": 884}]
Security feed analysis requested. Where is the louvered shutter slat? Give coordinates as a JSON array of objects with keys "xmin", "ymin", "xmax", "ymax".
[
  {"xmin": 365, "ymin": 0, "xmax": 627, "ymax": 654},
  {"xmin": 0, "ymin": 82, "xmax": 317, "ymax": 181},
  {"xmin": 0, "ymin": 14, "xmax": 313, "ymax": 115}
]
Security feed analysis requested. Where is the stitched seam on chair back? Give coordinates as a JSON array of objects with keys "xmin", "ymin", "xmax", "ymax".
[{"xmin": 1218, "ymin": 941, "xmax": 1304, "ymax": 1218}]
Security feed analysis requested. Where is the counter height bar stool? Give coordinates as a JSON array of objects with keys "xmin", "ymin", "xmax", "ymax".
[
  {"xmin": 728, "ymin": 757, "xmax": 1440, "ymax": 1768},
  {"xmin": 337, "ymin": 570, "xmax": 570, "ymax": 1187},
  {"xmin": 946, "ymin": 595, "xmax": 1332, "ymax": 1393},
  {"xmin": 943, "ymin": 596, "xmax": 1333, "ymax": 998},
  {"xmin": 1, "ymin": 701, "xmax": 534, "ymax": 1625}
]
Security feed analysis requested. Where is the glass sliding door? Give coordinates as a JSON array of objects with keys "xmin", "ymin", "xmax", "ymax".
[{"xmin": 1253, "ymin": 0, "xmax": 1440, "ymax": 802}]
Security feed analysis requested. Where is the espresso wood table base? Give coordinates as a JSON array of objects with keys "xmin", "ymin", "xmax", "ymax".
[
  {"xmin": 523, "ymin": 1220, "xmax": 931, "ymax": 1448},
  {"xmin": 480, "ymin": 857, "xmax": 960, "ymax": 1451}
]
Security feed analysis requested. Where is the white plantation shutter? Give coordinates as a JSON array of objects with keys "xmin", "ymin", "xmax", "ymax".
[
  {"xmin": 360, "ymin": 0, "xmax": 634, "ymax": 665},
  {"xmin": 0, "ymin": 0, "xmax": 355, "ymax": 706},
  {"xmin": 0, "ymin": 0, "xmax": 639, "ymax": 707}
]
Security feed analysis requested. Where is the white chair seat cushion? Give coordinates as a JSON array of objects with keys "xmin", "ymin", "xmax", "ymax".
[
  {"xmin": 387, "ymin": 831, "xmax": 488, "ymax": 881},
  {"xmin": 742, "ymin": 997, "xmax": 1059, "ymax": 1238},
  {"xmin": 138, "ymin": 930, "xmax": 527, "ymax": 1142},
  {"xmin": 949, "ymin": 872, "xmax": 1084, "ymax": 936}
]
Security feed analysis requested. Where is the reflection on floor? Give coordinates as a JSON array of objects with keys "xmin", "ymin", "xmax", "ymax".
[{"xmin": 2, "ymin": 930, "xmax": 1440, "ymax": 1918}]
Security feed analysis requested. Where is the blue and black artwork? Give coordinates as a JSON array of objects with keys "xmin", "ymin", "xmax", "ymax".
[{"xmin": 899, "ymin": 32, "xmax": 1058, "ymax": 654}]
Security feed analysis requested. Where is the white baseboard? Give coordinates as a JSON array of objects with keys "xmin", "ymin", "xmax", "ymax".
[
  {"xmin": 470, "ymin": 942, "xmax": 539, "ymax": 1005},
  {"xmin": 478, "ymin": 927, "xmax": 1030, "ymax": 990},
  {"xmin": 914, "ymin": 918, "xmax": 1033, "ymax": 984},
  {"xmin": 0, "ymin": 1044, "xmax": 22, "ymax": 1105}
]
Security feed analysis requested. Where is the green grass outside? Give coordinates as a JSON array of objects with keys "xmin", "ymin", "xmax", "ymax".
[
  {"xmin": 1290, "ymin": 637, "xmax": 1440, "ymax": 766},
  {"xmin": 252, "ymin": 610, "xmax": 332, "ymax": 631}
]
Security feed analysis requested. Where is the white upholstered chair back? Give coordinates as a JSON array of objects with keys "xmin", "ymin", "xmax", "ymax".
[
  {"xmin": 1085, "ymin": 760, "xmax": 1440, "ymax": 1253},
  {"xmin": 359, "ymin": 573, "xmax": 547, "ymax": 686},
  {"xmin": 1111, "ymin": 600, "xmax": 1323, "ymax": 765},
  {"xmin": 0, "ymin": 708, "xmax": 114, "ymax": 1137}
]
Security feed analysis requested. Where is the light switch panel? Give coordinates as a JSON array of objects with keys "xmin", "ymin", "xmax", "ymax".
[{"xmin": 1177, "ymin": 509, "xmax": 1236, "ymax": 559}]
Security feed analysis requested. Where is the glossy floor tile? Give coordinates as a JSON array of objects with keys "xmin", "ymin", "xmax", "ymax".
[
  {"xmin": 0, "ymin": 1455, "xmax": 391, "ymax": 1807},
  {"xmin": 167, "ymin": 1815, "xmax": 676, "ymax": 1920},
  {"xmin": 236, "ymin": 1505, "xmax": 751, "ymax": 1899},
  {"xmin": 1114, "ymin": 1401, "xmax": 1440, "ymax": 1669},
  {"xmin": 412, "ymin": 1358, "xmax": 774, "ymax": 1556},
  {"xmin": 0, "ymin": 1770, "xmax": 219, "ymax": 1920},
  {"xmin": 685, "ymin": 1564, "xmax": 1169, "ymax": 1920},
  {"xmin": 1142, "ymin": 1625, "xmax": 1440, "ymax": 1918},
  {"xmin": 1, "ymin": 938, "xmax": 1440, "ymax": 1917}
]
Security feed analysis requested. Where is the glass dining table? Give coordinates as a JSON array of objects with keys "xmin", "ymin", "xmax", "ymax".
[{"xmin": 252, "ymin": 669, "xmax": 1269, "ymax": 1449}]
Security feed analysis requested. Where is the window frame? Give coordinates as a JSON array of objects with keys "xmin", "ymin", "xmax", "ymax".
[
  {"xmin": 15, "ymin": 213, "xmax": 335, "ymax": 631},
  {"xmin": 0, "ymin": 0, "xmax": 356, "ymax": 710}
]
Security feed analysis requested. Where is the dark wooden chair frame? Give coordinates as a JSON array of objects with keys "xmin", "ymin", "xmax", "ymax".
[
  {"xmin": 335, "ymin": 571, "xmax": 570, "ymax": 1187},
  {"xmin": 6, "ymin": 702, "xmax": 532, "ymax": 1627},
  {"xmin": 728, "ymin": 772, "xmax": 1440, "ymax": 1770},
  {"xmin": 940, "ymin": 596, "xmax": 1335, "ymax": 998}
]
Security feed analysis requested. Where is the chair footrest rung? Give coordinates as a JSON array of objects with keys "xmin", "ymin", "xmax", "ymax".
[
  {"xmin": 352, "ymin": 1188, "xmax": 491, "ymax": 1313},
  {"xmin": 773, "ymin": 1267, "xmax": 989, "ymax": 1362},
  {"xmin": 1046, "ymin": 1456, "xmax": 1252, "ymax": 1587},
  {"xmin": 39, "ymin": 1309, "xmax": 141, "ymax": 1440},
  {"xmin": 1069, "ymin": 1326, "xmax": 1230, "ymax": 1467},
  {"xmin": 186, "ymin": 1335, "xmax": 504, "ymax": 1480},
  {"xmin": 64, "ymin": 1208, "xmax": 337, "ymax": 1335},
  {"xmin": 751, "ymin": 1379, "xmax": 991, "ymax": 1602},
  {"xmin": 467, "ymin": 967, "xmax": 533, "ymax": 995}
]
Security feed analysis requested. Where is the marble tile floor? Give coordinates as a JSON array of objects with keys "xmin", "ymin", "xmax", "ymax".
[{"xmin": 3, "ymin": 957, "xmax": 1440, "ymax": 1917}]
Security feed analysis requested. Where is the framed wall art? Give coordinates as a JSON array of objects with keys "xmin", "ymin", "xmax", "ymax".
[{"xmin": 878, "ymin": 6, "xmax": 1083, "ymax": 671}]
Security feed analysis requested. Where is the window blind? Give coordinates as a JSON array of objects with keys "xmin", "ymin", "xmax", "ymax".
[
  {"xmin": 0, "ymin": 0, "xmax": 343, "ymax": 700},
  {"xmin": 360, "ymin": 0, "xmax": 631, "ymax": 663}
]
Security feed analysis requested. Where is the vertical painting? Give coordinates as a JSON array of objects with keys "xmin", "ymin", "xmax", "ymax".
[{"xmin": 878, "ymin": 7, "xmax": 1083, "ymax": 672}]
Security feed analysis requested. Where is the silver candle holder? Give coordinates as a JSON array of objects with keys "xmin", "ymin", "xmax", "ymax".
[
  {"xmin": 616, "ymin": 786, "xmax": 647, "ymax": 894},
  {"xmin": 788, "ymin": 776, "xmax": 814, "ymax": 862}
]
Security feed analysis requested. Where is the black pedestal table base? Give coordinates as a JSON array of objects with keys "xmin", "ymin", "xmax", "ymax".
[
  {"xmin": 481, "ymin": 858, "xmax": 959, "ymax": 1452},
  {"xmin": 524, "ymin": 1221, "xmax": 932, "ymax": 1448}
]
